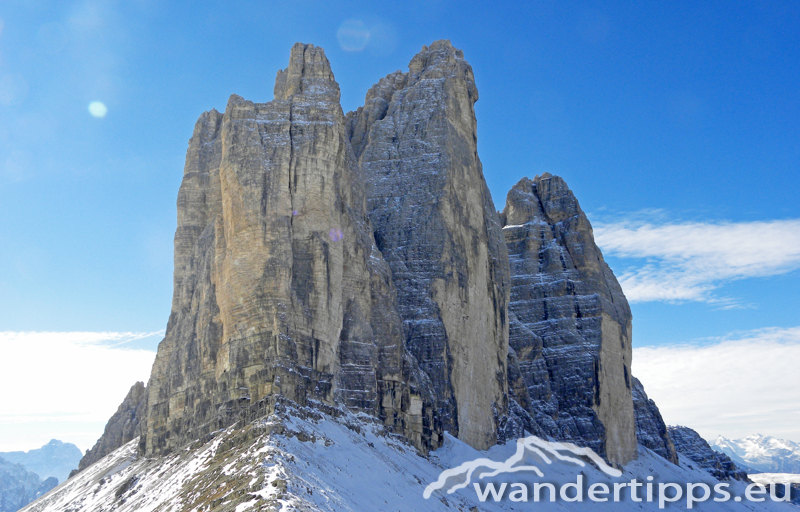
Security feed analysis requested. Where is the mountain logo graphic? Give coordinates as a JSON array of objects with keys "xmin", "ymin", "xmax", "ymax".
[{"xmin": 423, "ymin": 435, "xmax": 622, "ymax": 499}]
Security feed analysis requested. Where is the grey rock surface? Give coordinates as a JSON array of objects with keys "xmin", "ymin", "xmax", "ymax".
[
  {"xmin": 85, "ymin": 42, "xmax": 676, "ymax": 471},
  {"xmin": 347, "ymin": 40, "xmax": 510, "ymax": 450},
  {"xmin": 669, "ymin": 426, "xmax": 749, "ymax": 481},
  {"xmin": 499, "ymin": 174, "xmax": 637, "ymax": 465},
  {"xmin": 631, "ymin": 377, "xmax": 679, "ymax": 464},
  {"xmin": 0, "ymin": 457, "xmax": 57, "ymax": 512},
  {"xmin": 143, "ymin": 42, "xmax": 441, "ymax": 456},
  {"xmin": 0, "ymin": 440, "xmax": 81, "ymax": 485},
  {"xmin": 71, "ymin": 382, "xmax": 148, "ymax": 476}
]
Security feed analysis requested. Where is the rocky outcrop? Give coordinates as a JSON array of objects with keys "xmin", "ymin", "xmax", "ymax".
[
  {"xmin": 631, "ymin": 377, "xmax": 678, "ymax": 464},
  {"xmin": 71, "ymin": 382, "xmax": 147, "ymax": 476},
  {"xmin": 142, "ymin": 43, "xmax": 447, "ymax": 457},
  {"xmin": 500, "ymin": 174, "xmax": 637, "ymax": 465},
  {"xmin": 0, "ymin": 457, "xmax": 57, "ymax": 512},
  {"xmin": 347, "ymin": 40, "xmax": 510, "ymax": 450},
  {"xmin": 669, "ymin": 426, "xmax": 749, "ymax": 481}
]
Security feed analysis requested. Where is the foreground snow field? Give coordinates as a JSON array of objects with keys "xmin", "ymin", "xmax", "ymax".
[{"xmin": 20, "ymin": 404, "xmax": 797, "ymax": 511}]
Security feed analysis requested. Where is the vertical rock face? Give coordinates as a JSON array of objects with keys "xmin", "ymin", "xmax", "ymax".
[
  {"xmin": 346, "ymin": 40, "xmax": 510, "ymax": 450},
  {"xmin": 144, "ymin": 43, "xmax": 439, "ymax": 456},
  {"xmin": 669, "ymin": 426, "xmax": 749, "ymax": 481},
  {"xmin": 500, "ymin": 174, "xmax": 637, "ymax": 465},
  {"xmin": 631, "ymin": 377, "xmax": 678, "ymax": 464},
  {"xmin": 89, "ymin": 42, "xmax": 669, "ymax": 468},
  {"xmin": 73, "ymin": 382, "xmax": 148, "ymax": 475}
]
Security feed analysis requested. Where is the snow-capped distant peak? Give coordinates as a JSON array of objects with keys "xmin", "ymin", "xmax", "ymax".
[{"xmin": 711, "ymin": 434, "xmax": 800, "ymax": 474}]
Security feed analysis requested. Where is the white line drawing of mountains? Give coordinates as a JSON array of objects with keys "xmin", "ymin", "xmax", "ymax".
[{"xmin": 424, "ymin": 435, "xmax": 623, "ymax": 499}]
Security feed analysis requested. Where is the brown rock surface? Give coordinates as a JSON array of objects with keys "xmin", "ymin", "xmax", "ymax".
[
  {"xmin": 143, "ymin": 43, "xmax": 439, "ymax": 456},
  {"xmin": 84, "ymin": 43, "xmax": 679, "ymax": 471}
]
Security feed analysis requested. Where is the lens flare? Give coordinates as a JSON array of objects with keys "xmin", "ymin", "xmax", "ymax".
[
  {"xmin": 328, "ymin": 228, "xmax": 344, "ymax": 242},
  {"xmin": 337, "ymin": 20, "xmax": 370, "ymax": 52},
  {"xmin": 88, "ymin": 101, "xmax": 107, "ymax": 118}
]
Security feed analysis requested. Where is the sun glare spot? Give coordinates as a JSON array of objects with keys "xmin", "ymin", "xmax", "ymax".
[
  {"xmin": 337, "ymin": 20, "xmax": 370, "ymax": 52},
  {"xmin": 88, "ymin": 101, "xmax": 107, "ymax": 118}
]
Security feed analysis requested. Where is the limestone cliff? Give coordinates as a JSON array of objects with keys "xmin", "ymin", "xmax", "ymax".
[
  {"xmin": 85, "ymin": 42, "xmax": 677, "ymax": 471},
  {"xmin": 500, "ymin": 174, "xmax": 637, "ymax": 465},
  {"xmin": 143, "ymin": 43, "xmax": 444, "ymax": 456},
  {"xmin": 346, "ymin": 40, "xmax": 510, "ymax": 450}
]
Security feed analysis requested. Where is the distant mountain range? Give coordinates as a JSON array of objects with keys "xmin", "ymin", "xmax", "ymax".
[
  {"xmin": 0, "ymin": 457, "xmax": 57, "ymax": 512},
  {"xmin": 712, "ymin": 434, "xmax": 800, "ymax": 474},
  {"xmin": 0, "ymin": 440, "xmax": 81, "ymax": 512},
  {"xmin": 0, "ymin": 440, "xmax": 82, "ymax": 484}
]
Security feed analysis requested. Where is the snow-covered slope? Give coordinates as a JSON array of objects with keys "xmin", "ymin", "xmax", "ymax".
[
  {"xmin": 713, "ymin": 435, "xmax": 800, "ymax": 474},
  {"xmin": 20, "ymin": 404, "xmax": 798, "ymax": 511}
]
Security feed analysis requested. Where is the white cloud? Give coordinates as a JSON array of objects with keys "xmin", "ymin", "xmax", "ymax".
[
  {"xmin": 593, "ymin": 218, "xmax": 800, "ymax": 303},
  {"xmin": 633, "ymin": 327, "xmax": 800, "ymax": 443},
  {"xmin": 0, "ymin": 331, "xmax": 158, "ymax": 452}
]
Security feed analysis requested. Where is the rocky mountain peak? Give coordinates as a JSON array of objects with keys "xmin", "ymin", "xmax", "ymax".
[
  {"xmin": 407, "ymin": 39, "xmax": 478, "ymax": 102},
  {"xmin": 348, "ymin": 39, "xmax": 510, "ymax": 450},
  {"xmin": 77, "ymin": 41, "xmax": 677, "ymax": 476},
  {"xmin": 274, "ymin": 42, "xmax": 339, "ymax": 102},
  {"xmin": 504, "ymin": 173, "xmax": 582, "ymax": 226},
  {"xmin": 501, "ymin": 173, "xmax": 637, "ymax": 465}
]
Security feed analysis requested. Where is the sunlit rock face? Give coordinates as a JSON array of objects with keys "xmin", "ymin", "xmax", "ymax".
[
  {"xmin": 84, "ymin": 42, "xmax": 670, "ymax": 469},
  {"xmin": 346, "ymin": 40, "xmax": 511, "ymax": 450},
  {"xmin": 143, "ymin": 43, "xmax": 440, "ymax": 456},
  {"xmin": 500, "ymin": 174, "xmax": 638, "ymax": 465}
]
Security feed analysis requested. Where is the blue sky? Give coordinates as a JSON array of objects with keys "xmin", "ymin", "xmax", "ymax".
[{"xmin": 0, "ymin": 0, "xmax": 798, "ymax": 452}]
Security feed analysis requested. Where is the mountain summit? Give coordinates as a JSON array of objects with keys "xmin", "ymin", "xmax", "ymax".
[
  {"xmin": 87, "ymin": 39, "xmax": 645, "ymax": 466},
  {"xmin": 24, "ymin": 41, "xmax": 718, "ymax": 511}
]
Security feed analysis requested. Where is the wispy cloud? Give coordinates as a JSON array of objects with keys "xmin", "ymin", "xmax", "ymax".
[
  {"xmin": 593, "ymin": 216, "xmax": 800, "ymax": 303},
  {"xmin": 633, "ymin": 327, "xmax": 800, "ymax": 443},
  {"xmin": 0, "ymin": 331, "xmax": 158, "ymax": 451}
]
